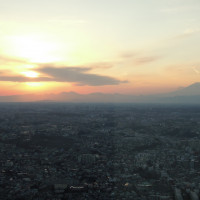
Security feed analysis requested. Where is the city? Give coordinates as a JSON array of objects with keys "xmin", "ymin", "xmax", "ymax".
[{"xmin": 0, "ymin": 103, "xmax": 200, "ymax": 200}]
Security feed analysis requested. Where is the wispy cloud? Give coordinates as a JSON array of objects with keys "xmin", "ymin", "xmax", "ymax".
[
  {"xmin": 0, "ymin": 55, "xmax": 28, "ymax": 64},
  {"xmin": 165, "ymin": 64, "xmax": 200, "ymax": 76},
  {"xmin": 119, "ymin": 51, "xmax": 160, "ymax": 66},
  {"xmin": 0, "ymin": 66, "xmax": 127, "ymax": 86},
  {"xmin": 192, "ymin": 66, "xmax": 200, "ymax": 74},
  {"xmin": 88, "ymin": 62, "xmax": 113, "ymax": 69},
  {"xmin": 134, "ymin": 56, "xmax": 160, "ymax": 65},
  {"xmin": 120, "ymin": 52, "xmax": 137, "ymax": 59},
  {"xmin": 160, "ymin": 5, "xmax": 200, "ymax": 13},
  {"xmin": 174, "ymin": 28, "xmax": 200, "ymax": 39}
]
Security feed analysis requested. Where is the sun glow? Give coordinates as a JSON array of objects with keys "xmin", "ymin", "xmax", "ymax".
[
  {"xmin": 9, "ymin": 35, "xmax": 60, "ymax": 63},
  {"xmin": 26, "ymin": 82, "xmax": 43, "ymax": 87},
  {"xmin": 22, "ymin": 71, "xmax": 39, "ymax": 78}
]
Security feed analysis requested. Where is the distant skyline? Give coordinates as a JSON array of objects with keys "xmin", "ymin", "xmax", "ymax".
[{"xmin": 0, "ymin": 0, "xmax": 200, "ymax": 97}]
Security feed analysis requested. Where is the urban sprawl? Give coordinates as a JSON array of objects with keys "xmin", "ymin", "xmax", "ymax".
[{"xmin": 0, "ymin": 103, "xmax": 200, "ymax": 200}]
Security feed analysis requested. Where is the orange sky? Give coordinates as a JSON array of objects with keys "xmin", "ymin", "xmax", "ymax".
[{"xmin": 0, "ymin": 0, "xmax": 200, "ymax": 96}]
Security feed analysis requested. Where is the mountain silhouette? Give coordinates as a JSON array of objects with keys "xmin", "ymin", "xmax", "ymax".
[{"xmin": 0, "ymin": 82, "xmax": 200, "ymax": 104}]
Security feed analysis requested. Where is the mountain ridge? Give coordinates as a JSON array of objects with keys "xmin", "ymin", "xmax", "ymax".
[{"xmin": 0, "ymin": 82, "xmax": 200, "ymax": 104}]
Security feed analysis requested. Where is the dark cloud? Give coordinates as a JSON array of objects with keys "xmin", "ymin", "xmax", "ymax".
[
  {"xmin": 0, "ymin": 66, "xmax": 127, "ymax": 86},
  {"xmin": 36, "ymin": 66, "xmax": 126, "ymax": 86},
  {"xmin": 0, "ymin": 76, "xmax": 53, "ymax": 82}
]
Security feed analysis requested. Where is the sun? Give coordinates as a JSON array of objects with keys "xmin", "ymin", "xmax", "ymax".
[{"xmin": 22, "ymin": 71, "xmax": 39, "ymax": 78}]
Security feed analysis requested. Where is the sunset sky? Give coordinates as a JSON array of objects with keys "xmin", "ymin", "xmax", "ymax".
[{"xmin": 0, "ymin": 0, "xmax": 200, "ymax": 96}]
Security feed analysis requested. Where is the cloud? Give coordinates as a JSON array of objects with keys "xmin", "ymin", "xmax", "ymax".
[
  {"xmin": 160, "ymin": 5, "xmax": 200, "ymax": 13},
  {"xmin": 0, "ymin": 66, "xmax": 127, "ymax": 86},
  {"xmin": 120, "ymin": 52, "xmax": 137, "ymax": 59},
  {"xmin": 134, "ymin": 56, "xmax": 160, "ymax": 65},
  {"xmin": 165, "ymin": 64, "xmax": 200, "ymax": 76},
  {"xmin": 36, "ymin": 66, "xmax": 127, "ymax": 86},
  {"xmin": 88, "ymin": 62, "xmax": 113, "ymax": 69},
  {"xmin": 192, "ymin": 66, "xmax": 200, "ymax": 74},
  {"xmin": 118, "ymin": 51, "xmax": 160, "ymax": 66},
  {"xmin": 174, "ymin": 28, "xmax": 200, "ymax": 39},
  {"xmin": 0, "ymin": 75, "xmax": 52, "ymax": 82},
  {"xmin": 0, "ymin": 55, "xmax": 28, "ymax": 64}
]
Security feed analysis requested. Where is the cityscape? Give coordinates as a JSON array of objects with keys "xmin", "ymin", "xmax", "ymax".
[
  {"xmin": 1, "ymin": 103, "xmax": 200, "ymax": 199},
  {"xmin": 1, "ymin": 0, "xmax": 200, "ymax": 199}
]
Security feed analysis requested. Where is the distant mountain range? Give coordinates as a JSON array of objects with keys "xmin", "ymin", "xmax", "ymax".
[{"xmin": 1, "ymin": 82, "xmax": 200, "ymax": 104}]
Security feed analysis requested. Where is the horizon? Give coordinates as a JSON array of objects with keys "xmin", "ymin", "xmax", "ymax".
[
  {"xmin": 0, "ymin": 81, "xmax": 199, "ymax": 96},
  {"xmin": 0, "ymin": 81, "xmax": 200, "ymax": 103},
  {"xmin": 1, "ymin": 0, "xmax": 200, "ymax": 99}
]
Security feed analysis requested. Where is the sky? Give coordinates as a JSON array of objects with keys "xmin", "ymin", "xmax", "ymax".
[{"xmin": 0, "ymin": 0, "xmax": 200, "ymax": 96}]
